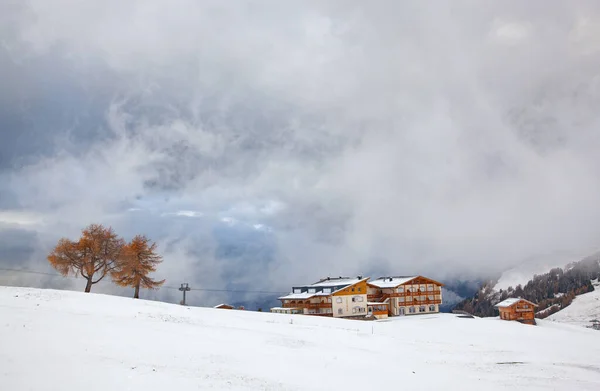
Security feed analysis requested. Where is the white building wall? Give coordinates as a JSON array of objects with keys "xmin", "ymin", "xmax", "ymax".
[{"xmin": 332, "ymin": 294, "xmax": 367, "ymax": 317}]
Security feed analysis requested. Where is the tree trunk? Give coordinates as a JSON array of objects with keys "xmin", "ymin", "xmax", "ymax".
[
  {"xmin": 134, "ymin": 283, "xmax": 140, "ymax": 299},
  {"xmin": 84, "ymin": 277, "xmax": 93, "ymax": 293}
]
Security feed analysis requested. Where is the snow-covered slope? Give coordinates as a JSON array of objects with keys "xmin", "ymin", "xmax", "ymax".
[
  {"xmin": 2, "ymin": 287, "xmax": 600, "ymax": 391},
  {"xmin": 494, "ymin": 250, "xmax": 587, "ymax": 291},
  {"xmin": 548, "ymin": 279, "xmax": 600, "ymax": 328}
]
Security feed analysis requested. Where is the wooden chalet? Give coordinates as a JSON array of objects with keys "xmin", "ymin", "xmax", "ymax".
[
  {"xmin": 367, "ymin": 276, "xmax": 444, "ymax": 317},
  {"xmin": 494, "ymin": 298, "xmax": 537, "ymax": 325}
]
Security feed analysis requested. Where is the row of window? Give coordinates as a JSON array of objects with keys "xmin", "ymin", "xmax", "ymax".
[
  {"xmin": 397, "ymin": 296, "xmax": 437, "ymax": 302},
  {"xmin": 405, "ymin": 305, "xmax": 437, "ymax": 313},
  {"xmin": 350, "ymin": 307, "xmax": 366, "ymax": 314},
  {"xmin": 296, "ymin": 286, "xmax": 364, "ymax": 295},
  {"xmin": 334, "ymin": 295, "xmax": 364, "ymax": 303},
  {"xmin": 398, "ymin": 285, "xmax": 437, "ymax": 293}
]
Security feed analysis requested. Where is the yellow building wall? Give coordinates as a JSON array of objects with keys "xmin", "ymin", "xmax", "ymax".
[{"xmin": 331, "ymin": 280, "xmax": 368, "ymax": 317}]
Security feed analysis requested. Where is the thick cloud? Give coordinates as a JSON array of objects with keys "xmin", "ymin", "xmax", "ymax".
[{"xmin": 2, "ymin": 1, "xmax": 600, "ymax": 305}]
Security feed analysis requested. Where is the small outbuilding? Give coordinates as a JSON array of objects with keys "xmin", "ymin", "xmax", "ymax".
[
  {"xmin": 214, "ymin": 303, "xmax": 234, "ymax": 310},
  {"xmin": 494, "ymin": 298, "xmax": 537, "ymax": 325}
]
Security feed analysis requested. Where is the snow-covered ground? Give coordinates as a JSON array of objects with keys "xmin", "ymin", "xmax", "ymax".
[
  {"xmin": 548, "ymin": 280, "xmax": 600, "ymax": 328},
  {"xmin": 2, "ymin": 286, "xmax": 600, "ymax": 390}
]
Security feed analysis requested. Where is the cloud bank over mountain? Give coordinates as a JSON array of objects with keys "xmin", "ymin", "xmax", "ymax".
[{"xmin": 2, "ymin": 1, "xmax": 600, "ymax": 305}]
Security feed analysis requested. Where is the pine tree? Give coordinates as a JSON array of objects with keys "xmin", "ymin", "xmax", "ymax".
[
  {"xmin": 47, "ymin": 224, "xmax": 125, "ymax": 292},
  {"xmin": 111, "ymin": 235, "xmax": 165, "ymax": 298}
]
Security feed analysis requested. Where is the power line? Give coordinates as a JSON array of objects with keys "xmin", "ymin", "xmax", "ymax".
[
  {"xmin": 0, "ymin": 267, "xmax": 89, "ymax": 279},
  {"xmin": 0, "ymin": 267, "xmax": 288, "ymax": 295},
  {"xmin": 162, "ymin": 285, "xmax": 287, "ymax": 294}
]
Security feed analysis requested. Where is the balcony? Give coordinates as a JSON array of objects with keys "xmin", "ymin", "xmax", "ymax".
[
  {"xmin": 281, "ymin": 303, "xmax": 304, "ymax": 308},
  {"xmin": 308, "ymin": 302, "xmax": 332, "ymax": 309},
  {"xmin": 398, "ymin": 299, "xmax": 442, "ymax": 305},
  {"xmin": 282, "ymin": 302, "xmax": 331, "ymax": 309}
]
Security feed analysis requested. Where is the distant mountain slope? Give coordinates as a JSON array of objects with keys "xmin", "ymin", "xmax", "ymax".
[
  {"xmin": 494, "ymin": 250, "xmax": 586, "ymax": 291},
  {"xmin": 454, "ymin": 253, "xmax": 600, "ymax": 319},
  {"xmin": 548, "ymin": 279, "xmax": 600, "ymax": 328}
]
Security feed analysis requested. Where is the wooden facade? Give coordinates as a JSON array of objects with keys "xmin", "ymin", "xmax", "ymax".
[
  {"xmin": 367, "ymin": 303, "xmax": 389, "ymax": 319},
  {"xmin": 495, "ymin": 298, "xmax": 537, "ymax": 325},
  {"xmin": 367, "ymin": 276, "xmax": 444, "ymax": 317}
]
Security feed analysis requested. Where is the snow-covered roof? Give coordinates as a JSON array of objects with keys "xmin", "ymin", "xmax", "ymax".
[
  {"xmin": 278, "ymin": 290, "xmax": 333, "ymax": 299},
  {"xmin": 278, "ymin": 292, "xmax": 315, "ymax": 300},
  {"xmin": 278, "ymin": 277, "xmax": 368, "ymax": 300},
  {"xmin": 310, "ymin": 277, "xmax": 364, "ymax": 287},
  {"xmin": 368, "ymin": 276, "xmax": 417, "ymax": 288},
  {"xmin": 495, "ymin": 298, "xmax": 538, "ymax": 308}
]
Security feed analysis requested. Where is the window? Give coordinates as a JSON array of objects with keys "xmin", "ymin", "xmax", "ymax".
[
  {"xmin": 409, "ymin": 307, "xmax": 416, "ymax": 313},
  {"xmin": 293, "ymin": 289, "xmax": 301, "ymax": 294},
  {"xmin": 351, "ymin": 287, "xmax": 355, "ymax": 292},
  {"xmin": 523, "ymin": 304, "xmax": 529, "ymax": 309},
  {"xmin": 429, "ymin": 305, "xmax": 435, "ymax": 311},
  {"xmin": 399, "ymin": 297, "xmax": 405, "ymax": 303},
  {"xmin": 419, "ymin": 306, "xmax": 426, "ymax": 313},
  {"xmin": 338, "ymin": 308, "xmax": 343, "ymax": 315},
  {"xmin": 323, "ymin": 288, "xmax": 331, "ymax": 294},
  {"xmin": 308, "ymin": 288, "xmax": 316, "ymax": 293},
  {"xmin": 358, "ymin": 287, "xmax": 361, "ymax": 292},
  {"xmin": 353, "ymin": 308, "xmax": 357, "ymax": 314},
  {"xmin": 336, "ymin": 297, "xmax": 342, "ymax": 303},
  {"xmin": 428, "ymin": 296, "xmax": 434, "ymax": 301},
  {"xmin": 398, "ymin": 287, "xmax": 404, "ymax": 293},
  {"xmin": 428, "ymin": 285, "xmax": 433, "ymax": 291}
]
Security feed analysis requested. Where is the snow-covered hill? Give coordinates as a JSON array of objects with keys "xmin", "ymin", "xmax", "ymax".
[
  {"xmin": 548, "ymin": 279, "xmax": 600, "ymax": 328},
  {"xmin": 2, "ymin": 286, "xmax": 600, "ymax": 390},
  {"xmin": 494, "ymin": 250, "xmax": 589, "ymax": 291}
]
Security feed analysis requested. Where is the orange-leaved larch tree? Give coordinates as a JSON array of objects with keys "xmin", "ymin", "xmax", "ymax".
[
  {"xmin": 47, "ymin": 224, "xmax": 125, "ymax": 293},
  {"xmin": 111, "ymin": 235, "xmax": 165, "ymax": 298}
]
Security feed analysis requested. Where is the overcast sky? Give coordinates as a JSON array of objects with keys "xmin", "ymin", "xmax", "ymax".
[{"xmin": 2, "ymin": 1, "xmax": 600, "ymax": 305}]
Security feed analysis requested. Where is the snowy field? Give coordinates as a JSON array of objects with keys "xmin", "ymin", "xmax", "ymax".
[
  {"xmin": 2, "ymin": 287, "xmax": 600, "ymax": 390},
  {"xmin": 548, "ymin": 280, "xmax": 600, "ymax": 328}
]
